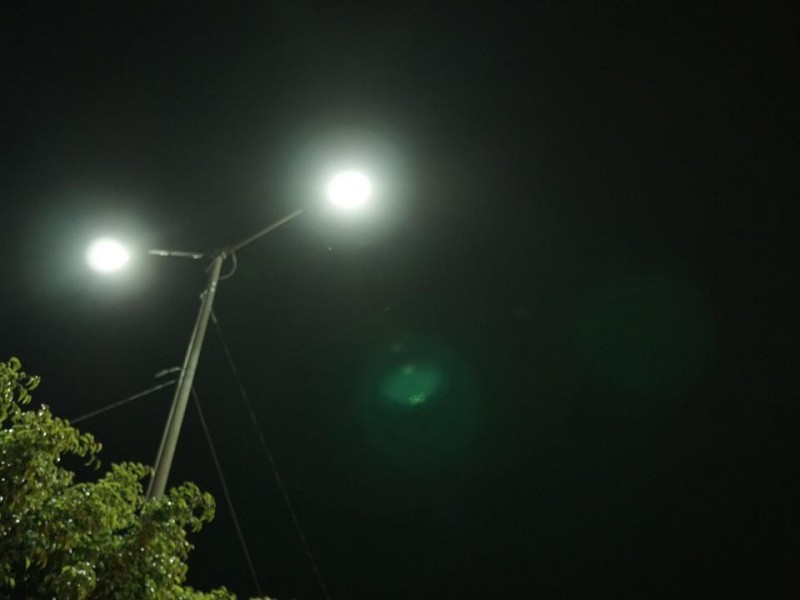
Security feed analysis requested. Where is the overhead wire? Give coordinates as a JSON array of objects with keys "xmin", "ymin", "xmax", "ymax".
[
  {"xmin": 191, "ymin": 386, "xmax": 263, "ymax": 596},
  {"xmin": 210, "ymin": 309, "xmax": 333, "ymax": 600},
  {"xmin": 69, "ymin": 379, "xmax": 178, "ymax": 425}
]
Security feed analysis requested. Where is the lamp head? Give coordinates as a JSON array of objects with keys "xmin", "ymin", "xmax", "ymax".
[
  {"xmin": 327, "ymin": 170, "xmax": 371, "ymax": 209},
  {"xmin": 86, "ymin": 237, "xmax": 129, "ymax": 273}
]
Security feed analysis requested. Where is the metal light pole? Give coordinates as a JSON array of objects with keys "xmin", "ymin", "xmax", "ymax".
[
  {"xmin": 146, "ymin": 209, "xmax": 304, "ymax": 500},
  {"xmin": 146, "ymin": 252, "xmax": 224, "ymax": 500}
]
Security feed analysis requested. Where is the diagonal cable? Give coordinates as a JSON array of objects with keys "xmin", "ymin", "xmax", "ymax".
[
  {"xmin": 210, "ymin": 309, "xmax": 333, "ymax": 600},
  {"xmin": 69, "ymin": 380, "xmax": 178, "ymax": 425},
  {"xmin": 191, "ymin": 387, "xmax": 263, "ymax": 596}
]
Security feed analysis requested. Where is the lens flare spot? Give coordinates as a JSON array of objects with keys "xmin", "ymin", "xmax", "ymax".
[
  {"xmin": 379, "ymin": 362, "xmax": 441, "ymax": 407},
  {"xmin": 408, "ymin": 393, "xmax": 427, "ymax": 406}
]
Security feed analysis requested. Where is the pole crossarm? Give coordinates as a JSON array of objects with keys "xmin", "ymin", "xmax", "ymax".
[
  {"xmin": 148, "ymin": 249, "xmax": 207, "ymax": 259},
  {"xmin": 227, "ymin": 208, "xmax": 304, "ymax": 254},
  {"xmin": 148, "ymin": 208, "xmax": 303, "ymax": 262}
]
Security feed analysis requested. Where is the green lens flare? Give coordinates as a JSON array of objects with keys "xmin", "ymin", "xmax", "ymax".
[
  {"xmin": 379, "ymin": 362, "xmax": 442, "ymax": 407},
  {"xmin": 354, "ymin": 335, "xmax": 479, "ymax": 484}
]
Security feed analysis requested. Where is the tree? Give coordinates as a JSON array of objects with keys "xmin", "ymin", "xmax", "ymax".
[{"xmin": 0, "ymin": 357, "xmax": 253, "ymax": 599}]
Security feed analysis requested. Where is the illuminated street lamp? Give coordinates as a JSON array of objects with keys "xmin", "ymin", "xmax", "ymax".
[
  {"xmin": 86, "ymin": 170, "xmax": 372, "ymax": 500},
  {"xmin": 86, "ymin": 237, "xmax": 130, "ymax": 273},
  {"xmin": 326, "ymin": 169, "xmax": 371, "ymax": 208}
]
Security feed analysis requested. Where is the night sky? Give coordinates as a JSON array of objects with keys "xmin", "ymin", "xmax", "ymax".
[{"xmin": 1, "ymin": 2, "xmax": 797, "ymax": 598}]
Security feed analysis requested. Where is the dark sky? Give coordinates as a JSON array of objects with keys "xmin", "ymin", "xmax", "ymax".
[{"xmin": 1, "ymin": 2, "xmax": 797, "ymax": 598}]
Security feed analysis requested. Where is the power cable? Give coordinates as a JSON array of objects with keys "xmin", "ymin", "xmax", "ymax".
[
  {"xmin": 210, "ymin": 309, "xmax": 333, "ymax": 600},
  {"xmin": 69, "ymin": 379, "xmax": 177, "ymax": 425},
  {"xmin": 191, "ymin": 386, "xmax": 263, "ymax": 596}
]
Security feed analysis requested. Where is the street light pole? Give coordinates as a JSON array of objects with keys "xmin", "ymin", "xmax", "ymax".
[
  {"xmin": 147, "ymin": 252, "xmax": 224, "ymax": 500},
  {"xmin": 145, "ymin": 208, "xmax": 305, "ymax": 500}
]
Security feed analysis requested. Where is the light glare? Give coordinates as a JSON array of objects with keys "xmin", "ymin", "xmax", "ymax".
[
  {"xmin": 87, "ymin": 238, "xmax": 129, "ymax": 273},
  {"xmin": 327, "ymin": 170, "xmax": 371, "ymax": 208}
]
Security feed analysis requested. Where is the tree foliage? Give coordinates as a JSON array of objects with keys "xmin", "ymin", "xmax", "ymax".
[{"xmin": 0, "ymin": 357, "xmax": 243, "ymax": 599}]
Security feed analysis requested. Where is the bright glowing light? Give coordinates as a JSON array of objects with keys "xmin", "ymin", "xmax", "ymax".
[
  {"xmin": 327, "ymin": 170, "xmax": 371, "ymax": 208},
  {"xmin": 86, "ymin": 238, "xmax": 129, "ymax": 273}
]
